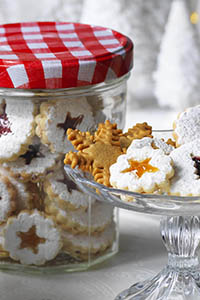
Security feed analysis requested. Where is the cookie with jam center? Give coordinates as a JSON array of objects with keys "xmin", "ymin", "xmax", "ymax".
[
  {"xmin": 35, "ymin": 97, "xmax": 95, "ymax": 154},
  {"xmin": 43, "ymin": 167, "xmax": 96, "ymax": 211},
  {"xmin": 0, "ymin": 98, "xmax": 36, "ymax": 162},
  {"xmin": 4, "ymin": 137, "xmax": 61, "ymax": 182}
]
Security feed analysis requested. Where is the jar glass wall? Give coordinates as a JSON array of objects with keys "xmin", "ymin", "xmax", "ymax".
[{"xmin": 0, "ymin": 74, "xmax": 129, "ymax": 273}]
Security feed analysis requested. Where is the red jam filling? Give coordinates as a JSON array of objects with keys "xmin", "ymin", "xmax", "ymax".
[
  {"xmin": 192, "ymin": 156, "xmax": 200, "ymax": 176},
  {"xmin": 0, "ymin": 102, "xmax": 11, "ymax": 137}
]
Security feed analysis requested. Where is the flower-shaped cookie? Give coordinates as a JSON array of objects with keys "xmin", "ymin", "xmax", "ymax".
[
  {"xmin": 35, "ymin": 97, "xmax": 95, "ymax": 154},
  {"xmin": 62, "ymin": 221, "xmax": 116, "ymax": 260},
  {"xmin": 0, "ymin": 167, "xmax": 40, "ymax": 211},
  {"xmin": 110, "ymin": 144, "xmax": 174, "ymax": 193},
  {"xmin": 173, "ymin": 105, "xmax": 200, "ymax": 146},
  {"xmin": 0, "ymin": 175, "xmax": 16, "ymax": 222},
  {"xmin": 127, "ymin": 137, "xmax": 174, "ymax": 155},
  {"xmin": 169, "ymin": 139, "xmax": 200, "ymax": 196},
  {"xmin": 0, "ymin": 98, "xmax": 36, "ymax": 162},
  {"xmin": 4, "ymin": 137, "xmax": 61, "ymax": 182},
  {"xmin": 44, "ymin": 196, "xmax": 113, "ymax": 234},
  {"xmin": 43, "ymin": 168, "xmax": 95, "ymax": 211},
  {"xmin": 3, "ymin": 210, "xmax": 62, "ymax": 265}
]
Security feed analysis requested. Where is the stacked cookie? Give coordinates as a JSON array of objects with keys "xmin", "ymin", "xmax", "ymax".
[
  {"xmin": 0, "ymin": 97, "xmax": 115, "ymax": 266},
  {"xmin": 65, "ymin": 104, "xmax": 200, "ymax": 198}
]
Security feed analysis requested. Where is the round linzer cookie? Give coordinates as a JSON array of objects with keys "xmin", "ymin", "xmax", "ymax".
[
  {"xmin": 0, "ymin": 98, "xmax": 36, "ymax": 162},
  {"xmin": 4, "ymin": 137, "xmax": 61, "ymax": 182},
  {"xmin": 127, "ymin": 137, "xmax": 174, "ymax": 155},
  {"xmin": 173, "ymin": 105, "xmax": 200, "ymax": 146},
  {"xmin": 169, "ymin": 139, "xmax": 200, "ymax": 196},
  {"xmin": 3, "ymin": 210, "xmax": 62, "ymax": 265},
  {"xmin": 0, "ymin": 175, "xmax": 17, "ymax": 223},
  {"xmin": 43, "ymin": 168, "xmax": 96, "ymax": 211},
  {"xmin": 61, "ymin": 222, "xmax": 116, "ymax": 260},
  {"xmin": 110, "ymin": 144, "xmax": 174, "ymax": 194},
  {"xmin": 0, "ymin": 167, "xmax": 41, "ymax": 211},
  {"xmin": 0, "ymin": 224, "xmax": 9, "ymax": 257},
  {"xmin": 35, "ymin": 97, "xmax": 95, "ymax": 154},
  {"xmin": 44, "ymin": 197, "xmax": 114, "ymax": 234}
]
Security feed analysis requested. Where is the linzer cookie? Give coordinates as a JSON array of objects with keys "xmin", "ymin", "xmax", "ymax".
[
  {"xmin": 110, "ymin": 144, "xmax": 174, "ymax": 193},
  {"xmin": 61, "ymin": 222, "xmax": 116, "ymax": 260},
  {"xmin": 35, "ymin": 97, "xmax": 95, "ymax": 154},
  {"xmin": 0, "ymin": 99, "xmax": 36, "ymax": 162},
  {"xmin": 4, "ymin": 137, "xmax": 61, "ymax": 182},
  {"xmin": 173, "ymin": 105, "xmax": 200, "ymax": 146},
  {"xmin": 3, "ymin": 210, "xmax": 62, "ymax": 265},
  {"xmin": 169, "ymin": 139, "xmax": 200, "ymax": 196},
  {"xmin": 43, "ymin": 168, "xmax": 95, "ymax": 210},
  {"xmin": 44, "ymin": 196, "xmax": 113, "ymax": 234},
  {"xmin": 0, "ymin": 175, "xmax": 17, "ymax": 223},
  {"xmin": 0, "ymin": 224, "xmax": 9, "ymax": 257},
  {"xmin": 0, "ymin": 167, "xmax": 40, "ymax": 211}
]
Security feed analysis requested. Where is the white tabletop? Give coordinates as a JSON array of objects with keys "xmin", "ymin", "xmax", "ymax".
[{"xmin": 0, "ymin": 105, "xmax": 177, "ymax": 300}]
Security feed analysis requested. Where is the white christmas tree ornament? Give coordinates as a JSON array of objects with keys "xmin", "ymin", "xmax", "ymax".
[{"xmin": 154, "ymin": 0, "xmax": 200, "ymax": 110}]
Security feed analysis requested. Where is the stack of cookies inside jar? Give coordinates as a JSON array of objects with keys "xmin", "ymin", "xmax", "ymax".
[{"xmin": 0, "ymin": 21, "xmax": 133, "ymax": 269}]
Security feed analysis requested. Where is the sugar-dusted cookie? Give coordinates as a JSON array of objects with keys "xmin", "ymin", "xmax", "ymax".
[
  {"xmin": 64, "ymin": 120, "xmax": 124, "ymax": 186},
  {"xmin": 44, "ymin": 196, "xmax": 113, "ymax": 234},
  {"xmin": 0, "ymin": 98, "xmax": 36, "ymax": 162},
  {"xmin": 173, "ymin": 105, "xmax": 200, "ymax": 146},
  {"xmin": 35, "ymin": 97, "xmax": 95, "ymax": 154},
  {"xmin": 4, "ymin": 137, "xmax": 61, "ymax": 182},
  {"xmin": 0, "ymin": 224, "xmax": 9, "ymax": 257},
  {"xmin": 43, "ymin": 168, "xmax": 96, "ymax": 211},
  {"xmin": 3, "ymin": 210, "xmax": 62, "ymax": 265},
  {"xmin": 62, "ymin": 222, "xmax": 116, "ymax": 260},
  {"xmin": 127, "ymin": 137, "xmax": 174, "ymax": 155},
  {"xmin": 110, "ymin": 144, "xmax": 174, "ymax": 193},
  {"xmin": 169, "ymin": 139, "xmax": 200, "ymax": 196},
  {"xmin": 0, "ymin": 167, "xmax": 40, "ymax": 211},
  {"xmin": 0, "ymin": 175, "xmax": 16, "ymax": 223}
]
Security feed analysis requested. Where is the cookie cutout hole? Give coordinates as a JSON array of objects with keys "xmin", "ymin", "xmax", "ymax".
[
  {"xmin": 20, "ymin": 144, "xmax": 44, "ymax": 165},
  {"xmin": 57, "ymin": 112, "xmax": 84, "ymax": 139},
  {"xmin": 57, "ymin": 171, "xmax": 78, "ymax": 193},
  {"xmin": 17, "ymin": 225, "xmax": 46, "ymax": 254},
  {"xmin": 121, "ymin": 158, "xmax": 159, "ymax": 178},
  {"xmin": 192, "ymin": 155, "xmax": 200, "ymax": 177}
]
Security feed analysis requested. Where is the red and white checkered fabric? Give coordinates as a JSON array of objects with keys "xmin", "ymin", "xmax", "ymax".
[{"xmin": 0, "ymin": 22, "xmax": 133, "ymax": 89}]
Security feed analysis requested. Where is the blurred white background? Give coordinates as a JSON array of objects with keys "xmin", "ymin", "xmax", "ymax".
[{"xmin": 0, "ymin": 0, "xmax": 200, "ymax": 125}]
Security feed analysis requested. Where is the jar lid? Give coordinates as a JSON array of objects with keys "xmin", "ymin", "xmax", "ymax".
[{"xmin": 0, "ymin": 22, "xmax": 133, "ymax": 89}]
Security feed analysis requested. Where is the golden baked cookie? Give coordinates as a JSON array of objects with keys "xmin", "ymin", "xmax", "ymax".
[{"xmin": 65, "ymin": 120, "xmax": 124, "ymax": 186}]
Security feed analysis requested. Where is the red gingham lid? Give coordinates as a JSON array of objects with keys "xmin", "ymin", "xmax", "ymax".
[{"xmin": 0, "ymin": 21, "xmax": 133, "ymax": 89}]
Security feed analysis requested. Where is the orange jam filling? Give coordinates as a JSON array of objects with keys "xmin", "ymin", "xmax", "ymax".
[
  {"xmin": 122, "ymin": 158, "xmax": 159, "ymax": 177},
  {"xmin": 17, "ymin": 225, "xmax": 46, "ymax": 254}
]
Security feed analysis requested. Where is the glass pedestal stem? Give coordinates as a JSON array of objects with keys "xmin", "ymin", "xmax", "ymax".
[{"xmin": 115, "ymin": 216, "xmax": 200, "ymax": 300}]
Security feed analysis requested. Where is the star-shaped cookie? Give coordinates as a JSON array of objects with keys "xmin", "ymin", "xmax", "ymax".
[{"xmin": 64, "ymin": 120, "xmax": 124, "ymax": 186}]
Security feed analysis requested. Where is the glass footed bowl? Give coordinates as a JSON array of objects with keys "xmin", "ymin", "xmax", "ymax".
[{"xmin": 64, "ymin": 135, "xmax": 200, "ymax": 300}]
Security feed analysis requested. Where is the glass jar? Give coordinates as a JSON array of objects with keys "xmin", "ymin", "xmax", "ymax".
[{"xmin": 0, "ymin": 21, "xmax": 133, "ymax": 272}]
